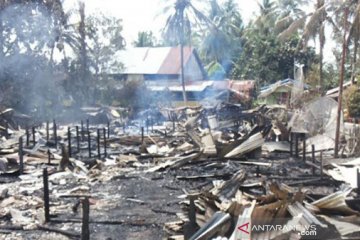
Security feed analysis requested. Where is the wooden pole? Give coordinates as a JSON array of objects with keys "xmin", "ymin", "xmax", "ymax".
[
  {"xmin": 68, "ymin": 127, "xmax": 72, "ymax": 158},
  {"xmin": 47, "ymin": 149, "xmax": 51, "ymax": 165},
  {"xmin": 88, "ymin": 129, "xmax": 91, "ymax": 158},
  {"xmin": 18, "ymin": 137, "xmax": 23, "ymax": 174},
  {"xmin": 97, "ymin": 129, "xmax": 101, "ymax": 158},
  {"xmin": 53, "ymin": 120, "xmax": 57, "ymax": 148},
  {"xmin": 107, "ymin": 121, "xmax": 110, "ymax": 138},
  {"xmin": 46, "ymin": 121, "xmax": 49, "ymax": 142},
  {"xmin": 103, "ymin": 128, "xmax": 107, "ymax": 157},
  {"xmin": 335, "ymin": 6, "xmax": 348, "ymax": 158},
  {"xmin": 26, "ymin": 128, "xmax": 30, "ymax": 147},
  {"xmin": 81, "ymin": 120, "xmax": 84, "ymax": 140},
  {"xmin": 357, "ymin": 169, "xmax": 360, "ymax": 196},
  {"xmin": 302, "ymin": 138, "xmax": 306, "ymax": 162},
  {"xmin": 141, "ymin": 127, "xmax": 144, "ymax": 144},
  {"xmin": 81, "ymin": 198, "xmax": 90, "ymax": 240},
  {"xmin": 320, "ymin": 151, "xmax": 323, "ymax": 179},
  {"xmin": 295, "ymin": 134, "xmax": 299, "ymax": 158},
  {"xmin": 312, "ymin": 145, "xmax": 315, "ymax": 175},
  {"xmin": 290, "ymin": 133, "xmax": 293, "ymax": 157},
  {"xmin": 43, "ymin": 168, "xmax": 50, "ymax": 223},
  {"xmin": 32, "ymin": 126, "xmax": 36, "ymax": 146},
  {"xmin": 76, "ymin": 126, "xmax": 80, "ymax": 153},
  {"xmin": 188, "ymin": 196, "xmax": 196, "ymax": 229}
]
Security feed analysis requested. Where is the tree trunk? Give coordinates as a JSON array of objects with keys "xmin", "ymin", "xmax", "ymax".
[
  {"xmin": 335, "ymin": 6, "xmax": 348, "ymax": 158},
  {"xmin": 78, "ymin": 1, "xmax": 88, "ymax": 103},
  {"xmin": 351, "ymin": 38, "xmax": 358, "ymax": 84},
  {"xmin": 180, "ymin": 7, "xmax": 187, "ymax": 105},
  {"xmin": 319, "ymin": 24, "xmax": 325, "ymax": 95}
]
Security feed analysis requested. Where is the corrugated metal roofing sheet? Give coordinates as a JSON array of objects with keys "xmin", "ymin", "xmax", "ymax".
[{"xmin": 112, "ymin": 46, "xmax": 194, "ymax": 75}]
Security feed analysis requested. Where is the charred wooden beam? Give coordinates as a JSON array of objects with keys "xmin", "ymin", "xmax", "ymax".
[
  {"xmin": 312, "ymin": 145, "xmax": 315, "ymax": 175},
  {"xmin": 81, "ymin": 120, "xmax": 84, "ymax": 140},
  {"xmin": 295, "ymin": 134, "xmax": 299, "ymax": 158},
  {"xmin": 53, "ymin": 120, "xmax": 57, "ymax": 148},
  {"xmin": 81, "ymin": 198, "xmax": 90, "ymax": 240},
  {"xmin": 18, "ymin": 137, "xmax": 23, "ymax": 174},
  {"xmin": 68, "ymin": 127, "xmax": 72, "ymax": 158},
  {"xmin": 46, "ymin": 121, "xmax": 49, "ymax": 142},
  {"xmin": 87, "ymin": 129, "xmax": 91, "ymax": 158},
  {"xmin": 26, "ymin": 128, "xmax": 30, "ymax": 147},
  {"xmin": 290, "ymin": 132, "xmax": 293, "ymax": 157},
  {"xmin": 302, "ymin": 138, "xmax": 306, "ymax": 162},
  {"xmin": 76, "ymin": 126, "xmax": 80, "ymax": 153},
  {"xmin": 97, "ymin": 129, "xmax": 101, "ymax": 158},
  {"xmin": 32, "ymin": 126, "xmax": 36, "ymax": 146},
  {"xmin": 357, "ymin": 169, "xmax": 360, "ymax": 196},
  {"xmin": 47, "ymin": 149, "xmax": 51, "ymax": 165},
  {"xmin": 43, "ymin": 168, "xmax": 50, "ymax": 223},
  {"xmin": 103, "ymin": 128, "xmax": 107, "ymax": 157}
]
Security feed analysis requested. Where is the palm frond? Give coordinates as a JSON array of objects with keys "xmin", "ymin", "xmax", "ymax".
[
  {"xmin": 302, "ymin": 4, "xmax": 326, "ymax": 43},
  {"xmin": 278, "ymin": 15, "xmax": 307, "ymax": 41}
]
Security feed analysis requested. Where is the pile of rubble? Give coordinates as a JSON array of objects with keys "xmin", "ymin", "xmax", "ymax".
[{"xmin": 0, "ymin": 102, "xmax": 359, "ymax": 239}]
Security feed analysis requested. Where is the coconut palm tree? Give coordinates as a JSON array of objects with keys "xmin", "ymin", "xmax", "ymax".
[
  {"xmin": 200, "ymin": 0, "xmax": 243, "ymax": 76},
  {"xmin": 346, "ymin": 0, "xmax": 360, "ymax": 83},
  {"xmin": 163, "ymin": 0, "xmax": 209, "ymax": 104}
]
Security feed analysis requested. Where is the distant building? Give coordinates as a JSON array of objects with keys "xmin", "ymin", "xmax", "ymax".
[
  {"xmin": 108, "ymin": 46, "xmax": 255, "ymax": 106},
  {"xmin": 110, "ymin": 46, "xmax": 207, "ymax": 83},
  {"xmin": 258, "ymin": 78, "xmax": 306, "ymax": 106}
]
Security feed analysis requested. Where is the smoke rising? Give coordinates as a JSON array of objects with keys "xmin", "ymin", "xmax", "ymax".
[{"xmin": 0, "ymin": 3, "xmax": 65, "ymax": 121}]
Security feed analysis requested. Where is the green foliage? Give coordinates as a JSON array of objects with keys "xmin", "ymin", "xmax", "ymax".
[
  {"xmin": 348, "ymin": 87, "xmax": 360, "ymax": 118},
  {"xmin": 199, "ymin": 0, "xmax": 243, "ymax": 75},
  {"xmin": 133, "ymin": 31, "xmax": 157, "ymax": 47},
  {"xmin": 231, "ymin": 35, "xmax": 316, "ymax": 85}
]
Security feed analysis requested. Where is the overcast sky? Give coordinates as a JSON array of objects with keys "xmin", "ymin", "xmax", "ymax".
[{"xmin": 63, "ymin": 0, "xmax": 260, "ymax": 45}]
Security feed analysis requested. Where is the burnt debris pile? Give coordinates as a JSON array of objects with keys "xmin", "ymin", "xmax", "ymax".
[{"xmin": 0, "ymin": 102, "xmax": 360, "ymax": 240}]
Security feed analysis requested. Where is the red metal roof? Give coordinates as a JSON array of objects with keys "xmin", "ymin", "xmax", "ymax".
[{"xmin": 158, "ymin": 46, "xmax": 194, "ymax": 74}]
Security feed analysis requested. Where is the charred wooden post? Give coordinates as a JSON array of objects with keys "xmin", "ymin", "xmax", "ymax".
[
  {"xmin": 357, "ymin": 169, "xmax": 360, "ymax": 196},
  {"xmin": 26, "ymin": 128, "xmax": 30, "ymax": 147},
  {"xmin": 295, "ymin": 134, "xmax": 299, "ymax": 158},
  {"xmin": 81, "ymin": 120, "xmax": 84, "ymax": 140},
  {"xmin": 53, "ymin": 120, "xmax": 57, "ymax": 148},
  {"xmin": 46, "ymin": 121, "xmax": 49, "ymax": 142},
  {"xmin": 97, "ymin": 129, "xmax": 101, "ymax": 158},
  {"xmin": 188, "ymin": 195, "xmax": 197, "ymax": 232},
  {"xmin": 312, "ymin": 145, "xmax": 315, "ymax": 176},
  {"xmin": 18, "ymin": 137, "xmax": 23, "ymax": 175},
  {"xmin": 81, "ymin": 198, "xmax": 90, "ymax": 240},
  {"xmin": 68, "ymin": 127, "xmax": 72, "ymax": 158},
  {"xmin": 32, "ymin": 126, "xmax": 36, "ymax": 145},
  {"xmin": 103, "ymin": 128, "xmax": 107, "ymax": 157},
  {"xmin": 87, "ymin": 129, "xmax": 91, "ymax": 158},
  {"xmin": 302, "ymin": 138, "xmax": 306, "ymax": 162},
  {"xmin": 141, "ymin": 127, "xmax": 144, "ymax": 144},
  {"xmin": 107, "ymin": 121, "xmax": 110, "ymax": 138},
  {"xmin": 43, "ymin": 168, "xmax": 50, "ymax": 223},
  {"xmin": 320, "ymin": 151, "xmax": 323, "ymax": 179},
  {"xmin": 290, "ymin": 133, "xmax": 293, "ymax": 157},
  {"xmin": 47, "ymin": 149, "xmax": 51, "ymax": 165},
  {"xmin": 76, "ymin": 126, "xmax": 80, "ymax": 152},
  {"xmin": 86, "ymin": 119, "xmax": 89, "ymax": 133}
]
